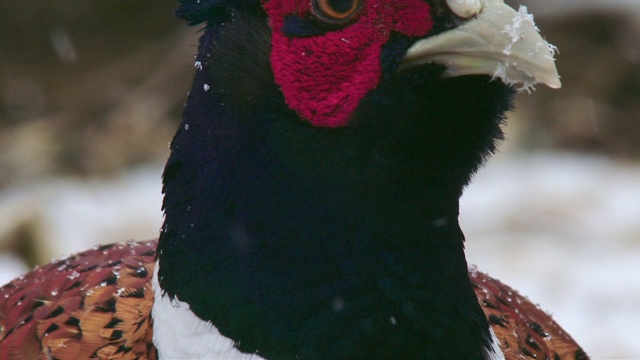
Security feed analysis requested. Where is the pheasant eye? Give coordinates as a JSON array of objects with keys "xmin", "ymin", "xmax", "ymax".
[{"xmin": 313, "ymin": 0, "xmax": 361, "ymax": 24}]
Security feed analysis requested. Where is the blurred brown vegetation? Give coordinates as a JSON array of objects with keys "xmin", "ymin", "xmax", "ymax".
[
  {"xmin": 1, "ymin": 0, "xmax": 639, "ymax": 191},
  {"xmin": 517, "ymin": 8, "xmax": 640, "ymax": 157},
  {"xmin": 0, "ymin": 0, "xmax": 197, "ymax": 189}
]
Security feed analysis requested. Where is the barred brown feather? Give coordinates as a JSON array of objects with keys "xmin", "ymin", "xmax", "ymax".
[
  {"xmin": 0, "ymin": 241, "xmax": 157, "ymax": 360},
  {"xmin": 471, "ymin": 270, "xmax": 589, "ymax": 360}
]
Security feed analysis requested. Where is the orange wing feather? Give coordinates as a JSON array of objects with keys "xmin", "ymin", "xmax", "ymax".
[
  {"xmin": 1, "ymin": 240, "xmax": 587, "ymax": 359},
  {"xmin": 471, "ymin": 269, "xmax": 589, "ymax": 360},
  {"xmin": 0, "ymin": 241, "xmax": 157, "ymax": 360}
]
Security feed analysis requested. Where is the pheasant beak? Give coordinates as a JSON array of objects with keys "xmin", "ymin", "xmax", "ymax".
[{"xmin": 402, "ymin": 0, "xmax": 561, "ymax": 91}]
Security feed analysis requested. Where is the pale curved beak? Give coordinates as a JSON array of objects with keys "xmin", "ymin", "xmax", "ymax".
[{"xmin": 402, "ymin": 0, "xmax": 561, "ymax": 91}]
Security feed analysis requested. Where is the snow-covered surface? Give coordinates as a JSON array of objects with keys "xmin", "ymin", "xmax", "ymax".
[
  {"xmin": 463, "ymin": 152, "xmax": 640, "ymax": 358},
  {"xmin": 0, "ymin": 153, "xmax": 639, "ymax": 357},
  {"xmin": 0, "ymin": 253, "xmax": 29, "ymax": 288},
  {"xmin": 0, "ymin": 165, "xmax": 163, "ymax": 267}
]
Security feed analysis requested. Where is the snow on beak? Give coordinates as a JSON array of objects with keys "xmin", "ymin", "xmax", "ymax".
[{"xmin": 402, "ymin": 0, "xmax": 561, "ymax": 91}]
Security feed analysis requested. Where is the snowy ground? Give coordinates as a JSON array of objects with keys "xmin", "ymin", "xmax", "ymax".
[
  {"xmin": 0, "ymin": 166, "xmax": 164, "ymax": 283},
  {"xmin": 462, "ymin": 152, "xmax": 640, "ymax": 359},
  {"xmin": 1, "ymin": 152, "xmax": 639, "ymax": 358}
]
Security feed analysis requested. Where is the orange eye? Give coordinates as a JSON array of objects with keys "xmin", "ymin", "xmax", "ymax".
[{"xmin": 313, "ymin": 0, "xmax": 361, "ymax": 24}]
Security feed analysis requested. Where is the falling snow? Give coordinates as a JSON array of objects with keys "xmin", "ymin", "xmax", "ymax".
[{"xmin": 67, "ymin": 270, "xmax": 80, "ymax": 280}]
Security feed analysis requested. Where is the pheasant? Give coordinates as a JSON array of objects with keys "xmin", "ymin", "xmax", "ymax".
[{"xmin": 1, "ymin": 0, "xmax": 589, "ymax": 359}]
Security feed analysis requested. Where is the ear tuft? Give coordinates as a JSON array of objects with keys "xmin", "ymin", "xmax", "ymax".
[{"xmin": 175, "ymin": 0, "xmax": 259, "ymax": 25}]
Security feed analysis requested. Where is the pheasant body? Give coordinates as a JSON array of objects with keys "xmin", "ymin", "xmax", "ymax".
[{"xmin": 1, "ymin": 241, "xmax": 587, "ymax": 359}]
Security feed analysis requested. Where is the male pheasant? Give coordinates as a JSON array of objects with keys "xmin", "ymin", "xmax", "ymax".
[{"xmin": 1, "ymin": 0, "xmax": 589, "ymax": 359}]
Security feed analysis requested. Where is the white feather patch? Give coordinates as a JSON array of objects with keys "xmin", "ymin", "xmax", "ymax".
[
  {"xmin": 151, "ymin": 262, "xmax": 264, "ymax": 359},
  {"xmin": 484, "ymin": 327, "xmax": 506, "ymax": 360}
]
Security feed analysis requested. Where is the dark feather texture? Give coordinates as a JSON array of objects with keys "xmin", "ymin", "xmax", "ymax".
[
  {"xmin": 175, "ymin": 0, "xmax": 259, "ymax": 25},
  {"xmin": 206, "ymin": 8, "xmax": 279, "ymax": 115}
]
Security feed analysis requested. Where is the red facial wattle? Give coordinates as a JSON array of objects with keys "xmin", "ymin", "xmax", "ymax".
[{"xmin": 262, "ymin": 0, "xmax": 433, "ymax": 127}]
